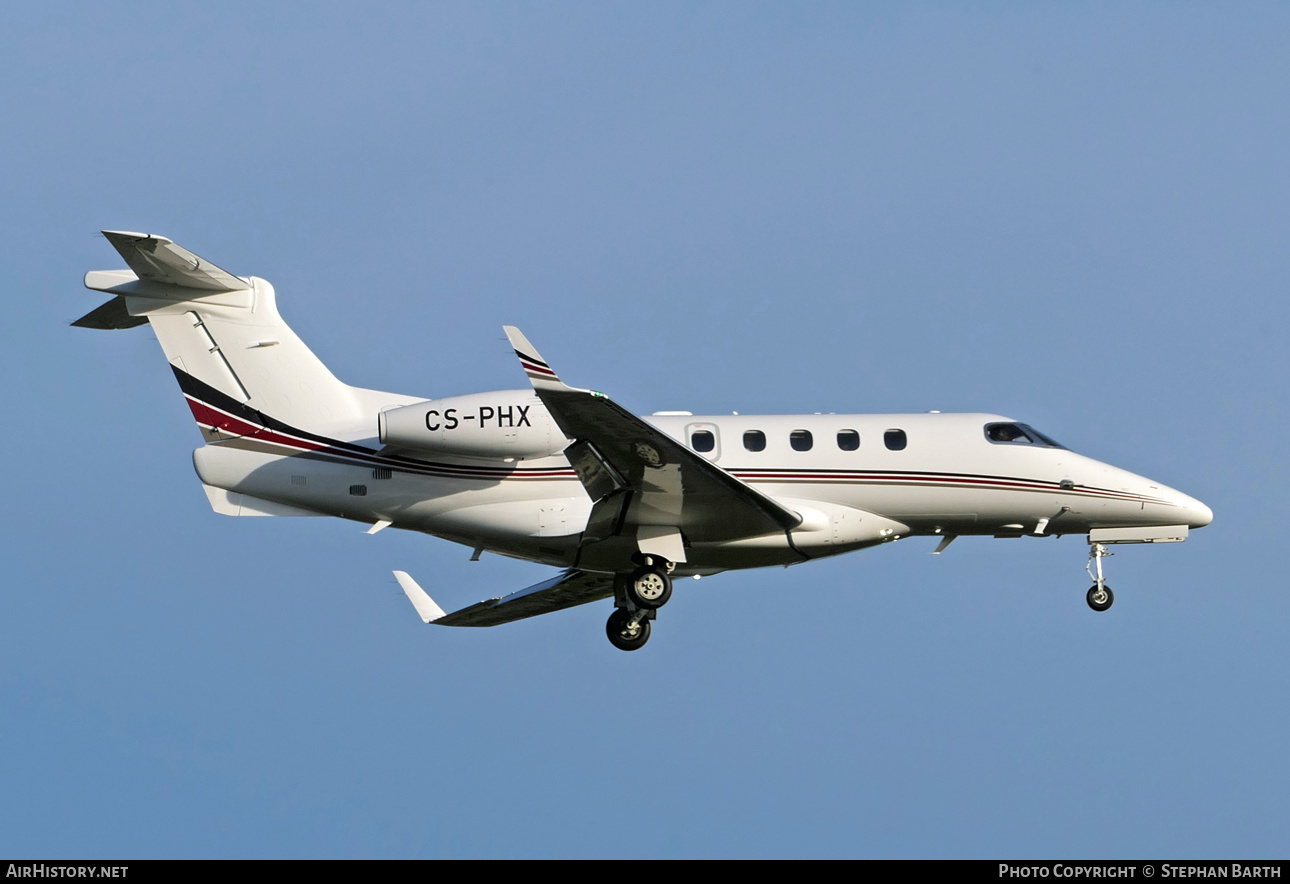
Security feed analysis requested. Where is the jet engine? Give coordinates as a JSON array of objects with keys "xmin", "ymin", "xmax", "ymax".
[{"xmin": 378, "ymin": 390, "xmax": 568, "ymax": 460}]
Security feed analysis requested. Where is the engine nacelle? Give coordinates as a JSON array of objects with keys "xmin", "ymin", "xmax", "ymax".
[{"xmin": 378, "ymin": 390, "xmax": 567, "ymax": 460}]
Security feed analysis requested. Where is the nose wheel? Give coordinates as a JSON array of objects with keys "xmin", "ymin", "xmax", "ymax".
[
  {"xmin": 1085, "ymin": 542, "xmax": 1115, "ymax": 612},
  {"xmin": 1086, "ymin": 583, "xmax": 1114, "ymax": 612}
]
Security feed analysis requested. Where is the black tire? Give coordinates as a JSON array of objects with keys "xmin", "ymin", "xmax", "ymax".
[
  {"xmin": 625, "ymin": 566, "xmax": 672, "ymax": 609},
  {"xmin": 606, "ymin": 608, "xmax": 651, "ymax": 651},
  {"xmin": 1086, "ymin": 584, "xmax": 1114, "ymax": 612}
]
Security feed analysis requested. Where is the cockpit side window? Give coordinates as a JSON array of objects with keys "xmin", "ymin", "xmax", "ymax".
[
  {"xmin": 984, "ymin": 422, "xmax": 1066, "ymax": 449},
  {"xmin": 986, "ymin": 423, "xmax": 1035, "ymax": 444},
  {"xmin": 1021, "ymin": 425, "xmax": 1066, "ymax": 449}
]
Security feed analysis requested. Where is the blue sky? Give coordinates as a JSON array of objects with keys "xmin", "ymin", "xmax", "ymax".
[{"xmin": 2, "ymin": 2, "xmax": 1287, "ymax": 858}]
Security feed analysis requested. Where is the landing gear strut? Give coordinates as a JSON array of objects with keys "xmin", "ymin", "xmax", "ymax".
[
  {"xmin": 606, "ymin": 556, "xmax": 674, "ymax": 651},
  {"xmin": 1086, "ymin": 542, "xmax": 1114, "ymax": 612}
]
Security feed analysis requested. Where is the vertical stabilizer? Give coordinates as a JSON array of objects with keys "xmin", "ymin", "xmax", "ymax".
[{"xmin": 79, "ymin": 231, "xmax": 418, "ymax": 443}]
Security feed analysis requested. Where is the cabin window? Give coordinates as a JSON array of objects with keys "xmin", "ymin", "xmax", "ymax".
[
  {"xmin": 691, "ymin": 430, "xmax": 715, "ymax": 453},
  {"xmin": 983, "ymin": 422, "xmax": 1066, "ymax": 449},
  {"xmin": 837, "ymin": 430, "xmax": 860, "ymax": 451},
  {"xmin": 743, "ymin": 430, "xmax": 766, "ymax": 452},
  {"xmin": 372, "ymin": 467, "xmax": 392, "ymax": 480},
  {"xmin": 790, "ymin": 430, "xmax": 813, "ymax": 451},
  {"xmin": 884, "ymin": 429, "xmax": 907, "ymax": 451},
  {"xmin": 349, "ymin": 484, "xmax": 368, "ymax": 496}
]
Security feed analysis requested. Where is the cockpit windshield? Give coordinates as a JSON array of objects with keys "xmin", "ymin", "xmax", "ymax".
[{"xmin": 983, "ymin": 422, "xmax": 1066, "ymax": 449}]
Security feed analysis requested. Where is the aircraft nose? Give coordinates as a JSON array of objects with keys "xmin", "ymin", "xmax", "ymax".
[
  {"xmin": 1167, "ymin": 490, "xmax": 1213, "ymax": 528},
  {"xmin": 1187, "ymin": 498, "xmax": 1214, "ymax": 529}
]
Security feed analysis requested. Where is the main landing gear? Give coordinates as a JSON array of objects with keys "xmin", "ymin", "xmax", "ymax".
[
  {"xmin": 1086, "ymin": 542, "xmax": 1114, "ymax": 612},
  {"xmin": 606, "ymin": 556, "xmax": 674, "ymax": 651},
  {"xmin": 625, "ymin": 563, "xmax": 673, "ymax": 609},
  {"xmin": 606, "ymin": 608, "xmax": 651, "ymax": 651}
]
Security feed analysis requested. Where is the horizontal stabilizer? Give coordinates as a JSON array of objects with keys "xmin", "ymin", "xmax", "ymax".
[
  {"xmin": 101, "ymin": 230, "xmax": 247, "ymax": 292},
  {"xmin": 72, "ymin": 296, "xmax": 147, "ymax": 330}
]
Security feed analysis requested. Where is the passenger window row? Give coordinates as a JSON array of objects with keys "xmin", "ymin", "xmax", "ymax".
[{"xmin": 688, "ymin": 428, "xmax": 908, "ymax": 452}]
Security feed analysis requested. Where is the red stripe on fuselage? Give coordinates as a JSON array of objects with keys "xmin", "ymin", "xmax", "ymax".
[
  {"xmin": 184, "ymin": 395, "xmax": 1153, "ymax": 502},
  {"xmin": 185, "ymin": 395, "xmax": 578, "ymax": 480},
  {"xmin": 730, "ymin": 470, "xmax": 1152, "ymax": 503}
]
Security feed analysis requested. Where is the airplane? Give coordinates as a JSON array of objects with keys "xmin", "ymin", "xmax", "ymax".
[{"xmin": 75, "ymin": 231, "xmax": 1214, "ymax": 651}]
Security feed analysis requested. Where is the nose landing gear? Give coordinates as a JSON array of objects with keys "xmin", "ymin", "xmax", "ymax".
[
  {"xmin": 1085, "ymin": 542, "xmax": 1114, "ymax": 612},
  {"xmin": 1079, "ymin": 524, "xmax": 1192, "ymax": 612}
]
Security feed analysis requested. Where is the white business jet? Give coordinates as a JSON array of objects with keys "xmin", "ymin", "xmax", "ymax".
[{"xmin": 76, "ymin": 232, "xmax": 1213, "ymax": 650}]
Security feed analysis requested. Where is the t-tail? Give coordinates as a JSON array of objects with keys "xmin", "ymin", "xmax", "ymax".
[
  {"xmin": 75, "ymin": 230, "xmax": 411, "ymax": 447},
  {"xmin": 75, "ymin": 231, "xmax": 426, "ymax": 517}
]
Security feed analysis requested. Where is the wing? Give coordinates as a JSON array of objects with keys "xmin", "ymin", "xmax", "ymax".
[
  {"xmin": 394, "ymin": 569, "xmax": 615, "ymax": 627},
  {"xmin": 505, "ymin": 327, "xmax": 801, "ymax": 553}
]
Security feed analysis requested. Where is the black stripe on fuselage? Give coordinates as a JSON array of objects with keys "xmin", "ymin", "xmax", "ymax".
[
  {"xmin": 172, "ymin": 366, "xmax": 573, "ymax": 478},
  {"xmin": 172, "ymin": 368, "xmax": 1158, "ymax": 504},
  {"xmin": 170, "ymin": 365, "xmax": 374, "ymax": 456}
]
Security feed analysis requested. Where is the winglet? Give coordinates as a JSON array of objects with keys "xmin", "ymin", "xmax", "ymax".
[
  {"xmin": 504, "ymin": 326, "xmax": 566, "ymax": 391},
  {"xmin": 393, "ymin": 570, "xmax": 447, "ymax": 624}
]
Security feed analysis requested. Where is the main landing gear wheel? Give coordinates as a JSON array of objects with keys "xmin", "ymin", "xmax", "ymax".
[
  {"xmin": 625, "ymin": 565, "xmax": 672, "ymax": 609},
  {"xmin": 606, "ymin": 608, "xmax": 651, "ymax": 651},
  {"xmin": 1087, "ymin": 584, "xmax": 1114, "ymax": 612}
]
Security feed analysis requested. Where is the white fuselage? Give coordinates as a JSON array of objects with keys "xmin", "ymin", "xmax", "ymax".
[
  {"xmin": 79, "ymin": 231, "xmax": 1214, "ymax": 642},
  {"xmin": 191, "ymin": 409, "xmax": 1212, "ymax": 575}
]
